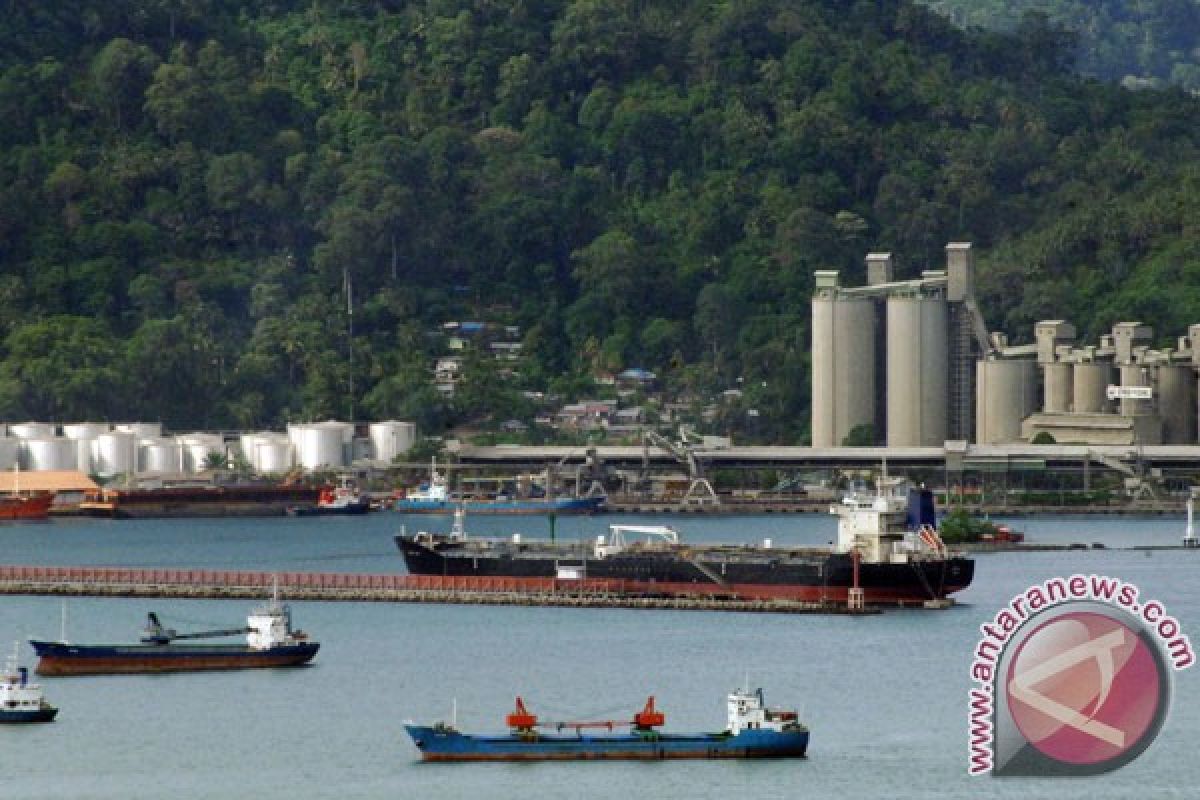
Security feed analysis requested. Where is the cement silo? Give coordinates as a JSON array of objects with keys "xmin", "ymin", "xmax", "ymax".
[
  {"xmin": 369, "ymin": 421, "xmax": 416, "ymax": 463},
  {"xmin": 9, "ymin": 422, "xmax": 55, "ymax": 440},
  {"xmin": 886, "ymin": 294, "xmax": 948, "ymax": 447},
  {"xmin": 1072, "ymin": 363, "xmax": 1114, "ymax": 413},
  {"xmin": 975, "ymin": 360, "xmax": 1038, "ymax": 444},
  {"xmin": 93, "ymin": 430, "xmax": 137, "ymax": 476},
  {"xmin": 140, "ymin": 437, "xmax": 182, "ymax": 473},
  {"xmin": 1041, "ymin": 363, "xmax": 1073, "ymax": 413},
  {"xmin": 0, "ymin": 438, "xmax": 17, "ymax": 469},
  {"xmin": 1118, "ymin": 365, "xmax": 1152, "ymax": 417},
  {"xmin": 22, "ymin": 438, "xmax": 77, "ymax": 471},
  {"xmin": 1157, "ymin": 365, "xmax": 1196, "ymax": 443},
  {"xmin": 811, "ymin": 283, "xmax": 878, "ymax": 447}
]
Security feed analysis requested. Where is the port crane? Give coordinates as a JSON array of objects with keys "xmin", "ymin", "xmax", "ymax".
[{"xmin": 640, "ymin": 428, "xmax": 720, "ymax": 506}]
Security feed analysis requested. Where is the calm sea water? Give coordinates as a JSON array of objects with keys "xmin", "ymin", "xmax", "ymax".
[{"xmin": 1, "ymin": 511, "xmax": 1198, "ymax": 799}]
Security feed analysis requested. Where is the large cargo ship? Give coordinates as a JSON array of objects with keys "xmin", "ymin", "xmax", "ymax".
[
  {"xmin": 394, "ymin": 463, "xmax": 604, "ymax": 515},
  {"xmin": 79, "ymin": 484, "xmax": 320, "ymax": 518},
  {"xmin": 29, "ymin": 593, "xmax": 318, "ymax": 675},
  {"xmin": 405, "ymin": 688, "xmax": 808, "ymax": 761},
  {"xmin": 395, "ymin": 478, "xmax": 973, "ymax": 605}
]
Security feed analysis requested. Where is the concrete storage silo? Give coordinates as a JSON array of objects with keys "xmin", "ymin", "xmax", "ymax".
[
  {"xmin": 0, "ymin": 438, "xmax": 17, "ymax": 469},
  {"xmin": 886, "ymin": 293, "xmax": 948, "ymax": 447},
  {"xmin": 1157, "ymin": 365, "xmax": 1196, "ymax": 443},
  {"xmin": 140, "ymin": 437, "xmax": 182, "ymax": 473},
  {"xmin": 975, "ymin": 359, "xmax": 1038, "ymax": 444},
  {"xmin": 1118, "ymin": 365, "xmax": 1152, "ymax": 417},
  {"xmin": 93, "ymin": 430, "xmax": 137, "ymax": 476},
  {"xmin": 1042, "ymin": 364, "xmax": 1073, "ymax": 413},
  {"xmin": 369, "ymin": 421, "xmax": 416, "ymax": 463},
  {"xmin": 9, "ymin": 422, "xmax": 55, "ymax": 440},
  {"xmin": 811, "ymin": 276, "xmax": 878, "ymax": 447},
  {"xmin": 22, "ymin": 438, "xmax": 77, "ymax": 471},
  {"xmin": 1072, "ymin": 363, "xmax": 1114, "ymax": 413}
]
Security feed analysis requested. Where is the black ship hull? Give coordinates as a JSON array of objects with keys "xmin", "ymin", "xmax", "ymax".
[{"xmin": 395, "ymin": 536, "xmax": 973, "ymax": 605}]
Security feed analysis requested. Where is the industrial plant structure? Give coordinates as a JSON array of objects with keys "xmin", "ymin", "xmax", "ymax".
[{"xmin": 811, "ymin": 242, "xmax": 1200, "ymax": 448}]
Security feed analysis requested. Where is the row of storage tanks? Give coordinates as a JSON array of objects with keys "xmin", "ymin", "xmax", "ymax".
[{"xmin": 0, "ymin": 421, "xmax": 417, "ymax": 476}]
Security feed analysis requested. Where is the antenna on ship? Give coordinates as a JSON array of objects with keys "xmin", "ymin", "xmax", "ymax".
[
  {"xmin": 1186, "ymin": 489, "xmax": 1198, "ymax": 548},
  {"xmin": 59, "ymin": 600, "xmax": 68, "ymax": 644}
]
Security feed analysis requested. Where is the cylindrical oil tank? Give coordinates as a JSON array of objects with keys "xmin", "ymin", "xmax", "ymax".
[
  {"xmin": 63, "ymin": 422, "xmax": 110, "ymax": 440},
  {"xmin": 294, "ymin": 422, "xmax": 349, "ymax": 469},
  {"xmin": 116, "ymin": 422, "xmax": 162, "ymax": 438},
  {"xmin": 0, "ymin": 438, "xmax": 18, "ymax": 469},
  {"xmin": 140, "ymin": 437, "xmax": 182, "ymax": 473},
  {"xmin": 9, "ymin": 422, "xmax": 55, "ymax": 440},
  {"xmin": 181, "ymin": 434, "xmax": 227, "ymax": 473},
  {"xmin": 369, "ymin": 421, "xmax": 417, "ymax": 463},
  {"xmin": 1042, "ymin": 363, "xmax": 1073, "ymax": 413},
  {"xmin": 238, "ymin": 432, "xmax": 292, "ymax": 474},
  {"xmin": 811, "ymin": 295, "xmax": 877, "ymax": 447},
  {"xmin": 1157, "ymin": 365, "xmax": 1196, "ymax": 443},
  {"xmin": 886, "ymin": 295, "xmax": 948, "ymax": 447},
  {"xmin": 22, "ymin": 438, "xmax": 77, "ymax": 471},
  {"xmin": 93, "ymin": 431, "xmax": 137, "ymax": 475},
  {"xmin": 76, "ymin": 439, "xmax": 94, "ymax": 474},
  {"xmin": 1118, "ymin": 365, "xmax": 1153, "ymax": 416},
  {"xmin": 975, "ymin": 360, "xmax": 1038, "ymax": 444},
  {"xmin": 1072, "ymin": 363, "xmax": 1114, "ymax": 413}
]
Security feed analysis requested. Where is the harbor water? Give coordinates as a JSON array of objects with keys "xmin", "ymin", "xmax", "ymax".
[{"xmin": 1, "ymin": 512, "xmax": 1198, "ymax": 799}]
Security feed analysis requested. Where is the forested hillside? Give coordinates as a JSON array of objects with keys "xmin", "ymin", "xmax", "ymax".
[
  {"xmin": 921, "ymin": 0, "xmax": 1200, "ymax": 89},
  {"xmin": 4, "ymin": 1, "xmax": 1200, "ymax": 443}
]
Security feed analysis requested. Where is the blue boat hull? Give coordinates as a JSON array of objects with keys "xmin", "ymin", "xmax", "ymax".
[
  {"xmin": 394, "ymin": 497, "xmax": 605, "ymax": 515},
  {"xmin": 404, "ymin": 725, "xmax": 808, "ymax": 761},
  {"xmin": 0, "ymin": 707, "xmax": 58, "ymax": 723}
]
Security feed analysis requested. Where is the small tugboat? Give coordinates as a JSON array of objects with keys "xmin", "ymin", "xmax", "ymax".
[
  {"xmin": 404, "ymin": 687, "xmax": 808, "ymax": 761},
  {"xmin": 29, "ymin": 587, "xmax": 318, "ymax": 676},
  {"xmin": 0, "ymin": 643, "xmax": 57, "ymax": 723},
  {"xmin": 286, "ymin": 477, "xmax": 371, "ymax": 516}
]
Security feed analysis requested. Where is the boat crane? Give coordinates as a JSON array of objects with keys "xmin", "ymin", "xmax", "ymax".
[
  {"xmin": 641, "ymin": 428, "xmax": 720, "ymax": 506},
  {"xmin": 140, "ymin": 612, "xmax": 250, "ymax": 645}
]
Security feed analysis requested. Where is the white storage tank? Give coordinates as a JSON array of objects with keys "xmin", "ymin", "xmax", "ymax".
[
  {"xmin": 1042, "ymin": 363, "xmax": 1073, "ymax": 413},
  {"xmin": 22, "ymin": 438, "xmax": 77, "ymax": 471},
  {"xmin": 9, "ymin": 422, "xmax": 55, "ymax": 440},
  {"xmin": 0, "ymin": 438, "xmax": 18, "ymax": 469},
  {"xmin": 239, "ymin": 432, "xmax": 294, "ymax": 474},
  {"xmin": 294, "ymin": 421, "xmax": 350, "ymax": 469},
  {"xmin": 369, "ymin": 421, "xmax": 417, "ymax": 463},
  {"xmin": 140, "ymin": 437, "xmax": 182, "ymax": 473},
  {"xmin": 180, "ymin": 433, "xmax": 227, "ymax": 473},
  {"xmin": 886, "ymin": 293, "xmax": 948, "ymax": 447},
  {"xmin": 1157, "ymin": 365, "xmax": 1196, "ymax": 444},
  {"xmin": 63, "ymin": 422, "xmax": 110, "ymax": 440},
  {"xmin": 811, "ymin": 292, "xmax": 878, "ymax": 447},
  {"xmin": 975, "ymin": 359, "xmax": 1038, "ymax": 444},
  {"xmin": 93, "ymin": 430, "xmax": 137, "ymax": 476},
  {"xmin": 116, "ymin": 422, "xmax": 163, "ymax": 438},
  {"xmin": 75, "ymin": 439, "xmax": 94, "ymax": 474},
  {"xmin": 1072, "ymin": 363, "xmax": 1114, "ymax": 413}
]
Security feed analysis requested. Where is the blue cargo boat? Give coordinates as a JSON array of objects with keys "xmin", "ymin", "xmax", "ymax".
[
  {"xmin": 394, "ymin": 461, "xmax": 604, "ymax": 515},
  {"xmin": 404, "ymin": 688, "xmax": 808, "ymax": 761}
]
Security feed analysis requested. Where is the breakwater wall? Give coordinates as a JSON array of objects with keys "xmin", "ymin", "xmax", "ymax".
[{"xmin": 0, "ymin": 565, "xmax": 877, "ymax": 615}]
